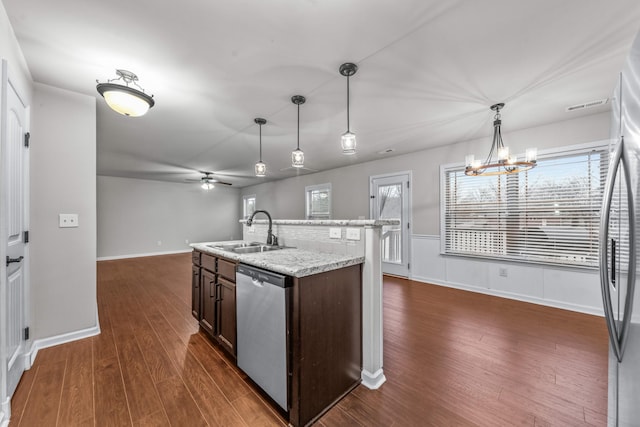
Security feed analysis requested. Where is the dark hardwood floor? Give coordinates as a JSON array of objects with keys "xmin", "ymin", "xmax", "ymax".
[{"xmin": 9, "ymin": 253, "xmax": 608, "ymax": 426}]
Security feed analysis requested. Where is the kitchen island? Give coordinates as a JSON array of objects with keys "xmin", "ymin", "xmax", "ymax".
[{"xmin": 190, "ymin": 241, "xmax": 363, "ymax": 427}]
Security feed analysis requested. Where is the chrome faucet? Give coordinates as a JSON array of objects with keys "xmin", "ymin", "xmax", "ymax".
[{"xmin": 246, "ymin": 210, "xmax": 278, "ymax": 246}]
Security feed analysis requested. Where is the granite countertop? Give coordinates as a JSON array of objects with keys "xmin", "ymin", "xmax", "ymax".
[
  {"xmin": 238, "ymin": 219, "xmax": 399, "ymax": 227},
  {"xmin": 190, "ymin": 241, "xmax": 364, "ymax": 278}
]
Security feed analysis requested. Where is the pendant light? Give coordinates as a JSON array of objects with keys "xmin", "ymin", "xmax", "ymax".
[
  {"xmin": 291, "ymin": 95, "xmax": 306, "ymax": 168},
  {"xmin": 96, "ymin": 69, "xmax": 155, "ymax": 117},
  {"xmin": 464, "ymin": 103, "xmax": 537, "ymax": 176},
  {"xmin": 339, "ymin": 63, "xmax": 358, "ymax": 155},
  {"xmin": 254, "ymin": 118, "xmax": 267, "ymax": 177}
]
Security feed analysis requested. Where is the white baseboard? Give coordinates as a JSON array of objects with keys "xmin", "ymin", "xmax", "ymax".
[
  {"xmin": 410, "ymin": 274, "xmax": 604, "ymax": 318},
  {"xmin": 25, "ymin": 324, "xmax": 101, "ymax": 368},
  {"xmin": 361, "ymin": 368, "xmax": 386, "ymax": 390},
  {"xmin": 1, "ymin": 395, "xmax": 11, "ymax": 427},
  {"xmin": 97, "ymin": 248, "xmax": 191, "ymax": 261}
]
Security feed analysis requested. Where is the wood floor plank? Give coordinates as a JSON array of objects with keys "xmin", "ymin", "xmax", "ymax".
[
  {"xmin": 9, "ymin": 254, "xmax": 608, "ymax": 426},
  {"xmin": 114, "ymin": 331, "xmax": 164, "ymax": 423},
  {"xmin": 18, "ymin": 361, "xmax": 66, "ymax": 427},
  {"xmin": 8, "ymin": 364, "xmax": 37, "ymax": 426},
  {"xmin": 94, "ymin": 357, "xmax": 131, "ymax": 427},
  {"xmin": 57, "ymin": 339, "xmax": 95, "ymax": 426},
  {"xmin": 155, "ymin": 376, "xmax": 208, "ymax": 427}
]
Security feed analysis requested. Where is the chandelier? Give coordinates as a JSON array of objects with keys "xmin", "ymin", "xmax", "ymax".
[{"xmin": 465, "ymin": 103, "xmax": 537, "ymax": 176}]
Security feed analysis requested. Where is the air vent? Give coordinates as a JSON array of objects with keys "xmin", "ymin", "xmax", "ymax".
[{"xmin": 565, "ymin": 98, "xmax": 608, "ymax": 112}]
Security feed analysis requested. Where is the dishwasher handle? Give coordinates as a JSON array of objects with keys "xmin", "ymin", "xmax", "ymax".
[{"xmin": 237, "ymin": 264, "xmax": 292, "ymax": 288}]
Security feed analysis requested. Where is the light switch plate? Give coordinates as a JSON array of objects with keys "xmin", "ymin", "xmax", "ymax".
[
  {"xmin": 346, "ymin": 228, "xmax": 361, "ymax": 240},
  {"xmin": 59, "ymin": 213, "xmax": 79, "ymax": 228},
  {"xmin": 329, "ymin": 228, "xmax": 342, "ymax": 239}
]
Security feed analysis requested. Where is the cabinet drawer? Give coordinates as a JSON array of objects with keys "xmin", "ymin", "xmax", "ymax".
[
  {"xmin": 218, "ymin": 258, "xmax": 236, "ymax": 281},
  {"xmin": 201, "ymin": 253, "xmax": 216, "ymax": 272},
  {"xmin": 192, "ymin": 250, "xmax": 201, "ymax": 266}
]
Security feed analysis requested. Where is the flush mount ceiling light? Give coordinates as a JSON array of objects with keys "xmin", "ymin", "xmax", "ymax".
[
  {"xmin": 96, "ymin": 69, "xmax": 155, "ymax": 117},
  {"xmin": 339, "ymin": 62, "xmax": 358, "ymax": 155},
  {"xmin": 291, "ymin": 95, "xmax": 306, "ymax": 168},
  {"xmin": 254, "ymin": 118, "xmax": 267, "ymax": 177},
  {"xmin": 464, "ymin": 103, "xmax": 537, "ymax": 176}
]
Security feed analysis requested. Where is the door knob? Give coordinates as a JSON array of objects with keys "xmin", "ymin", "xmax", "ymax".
[{"xmin": 6, "ymin": 256, "xmax": 24, "ymax": 266}]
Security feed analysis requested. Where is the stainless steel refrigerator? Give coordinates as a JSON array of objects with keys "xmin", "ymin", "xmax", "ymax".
[{"xmin": 600, "ymin": 30, "xmax": 640, "ymax": 427}]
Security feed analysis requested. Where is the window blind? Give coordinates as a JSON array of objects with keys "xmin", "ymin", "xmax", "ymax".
[{"xmin": 442, "ymin": 144, "xmax": 609, "ymax": 267}]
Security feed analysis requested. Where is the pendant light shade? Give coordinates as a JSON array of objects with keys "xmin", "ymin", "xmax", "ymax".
[
  {"xmin": 254, "ymin": 118, "xmax": 267, "ymax": 177},
  {"xmin": 291, "ymin": 95, "xmax": 306, "ymax": 168},
  {"xmin": 96, "ymin": 69, "xmax": 155, "ymax": 117},
  {"xmin": 339, "ymin": 63, "xmax": 358, "ymax": 155},
  {"xmin": 464, "ymin": 103, "xmax": 537, "ymax": 176},
  {"xmin": 201, "ymin": 181, "xmax": 215, "ymax": 190}
]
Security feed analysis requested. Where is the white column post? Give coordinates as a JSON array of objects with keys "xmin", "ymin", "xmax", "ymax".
[{"xmin": 361, "ymin": 225, "xmax": 385, "ymax": 389}]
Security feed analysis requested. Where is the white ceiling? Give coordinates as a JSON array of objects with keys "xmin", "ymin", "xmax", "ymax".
[{"xmin": 4, "ymin": 0, "xmax": 640, "ymax": 187}]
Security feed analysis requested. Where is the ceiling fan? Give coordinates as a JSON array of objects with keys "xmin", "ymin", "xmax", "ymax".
[{"xmin": 186, "ymin": 171, "xmax": 232, "ymax": 189}]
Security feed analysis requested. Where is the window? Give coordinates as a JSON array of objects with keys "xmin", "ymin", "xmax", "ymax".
[
  {"xmin": 441, "ymin": 142, "xmax": 609, "ymax": 267},
  {"xmin": 243, "ymin": 194, "xmax": 256, "ymax": 219},
  {"xmin": 305, "ymin": 183, "xmax": 331, "ymax": 219}
]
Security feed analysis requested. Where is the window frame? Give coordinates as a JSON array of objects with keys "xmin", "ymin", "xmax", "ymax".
[
  {"xmin": 242, "ymin": 194, "xmax": 256, "ymax": 219},
  {"xmin": 305, "ymin": 183, "xmax": 332, "ymax": 220},
  {"xmin": 439, "ymin": 140, "xmax": 610, "ymax": 269}
]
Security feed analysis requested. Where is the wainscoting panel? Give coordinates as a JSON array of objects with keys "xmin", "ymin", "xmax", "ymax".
[{"xmin": 410, "ymin": 234, "xmax": 604, "ymax": 317}]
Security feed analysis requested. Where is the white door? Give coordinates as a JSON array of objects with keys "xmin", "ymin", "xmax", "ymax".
[
  {"xmin": 370, "ymin": 172, "xmax": 411, "ymax": 277},
  {"xmin": 2, "ymin": 62, "xmax": 28, "ymax": 397}
]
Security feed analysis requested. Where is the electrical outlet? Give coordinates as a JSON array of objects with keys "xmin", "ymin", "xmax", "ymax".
[
  {"xmin": 59, "ymin": 213, "xmax": 79, "ymax": 228},
  {"xmin": 247, "ymin": 225, "xmax": 255, "ymax": 233},
  {"xmin": 499, "ymin": 267, "xmax": 508, "ymax": 277},
  {"xmin": 157, "ymin": 240, "xmax": 162, "ymax": 246},
  {"xmin": 346, "ymin": 228, "xmax": 361, "ymax": 240},
  {"xmin": 329, "ymin": 228, "xmax": 342, "ymax": 239},
  {"xmin": 185, "ymin": 239, "xmax": 189, "ymax": 244}
]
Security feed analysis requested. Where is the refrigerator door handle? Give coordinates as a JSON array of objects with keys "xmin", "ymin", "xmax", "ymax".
[
  {"xmin": 599, "ymin": 136, "xmax": 637, "ymax": 363},
  {"xmin": 600, "ymin": 138, "xmax": 624, "ymax": 362},
  {"xmin": 619, "ymin": 137, "xmax": 637, "ymax": 361}
]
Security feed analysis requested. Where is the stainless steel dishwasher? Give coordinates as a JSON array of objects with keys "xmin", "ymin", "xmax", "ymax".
[{"xmin": 236, "ymin": 263, "xmax": 292, "ymax": 411}]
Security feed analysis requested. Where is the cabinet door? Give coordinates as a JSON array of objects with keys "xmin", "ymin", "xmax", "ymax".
[
  {"xmin": 200, "ymin": 269, "xmax": 216, "ymax": 336},
  {"xmin": 216, "ymin": 277, "xmax": 236, "ymax": 356},
  {"xmin": 191, "ymin": 265, "xmax": 201, "ymax": 320}
]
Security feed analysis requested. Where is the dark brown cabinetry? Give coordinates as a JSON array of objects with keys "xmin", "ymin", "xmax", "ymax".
[
  {"xmin": 289, "ymin": 263, "xmax": 362, "ymax": 427},
  {"xmin": 191, "ymin": 250, "xmax": 237, "ymax": 357}
]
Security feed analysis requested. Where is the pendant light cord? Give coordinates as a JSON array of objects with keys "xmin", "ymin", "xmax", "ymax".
[
  {"xmin": 259, "ymin": 123, "xmax": 263, "ymax": 161},
  {"xmin": 297, "ymin": 103, "xmax": 300, "ymax": 150},
  {"xmin": 347, "ymin": 75, "xmax": 351, "ymax": 132}
]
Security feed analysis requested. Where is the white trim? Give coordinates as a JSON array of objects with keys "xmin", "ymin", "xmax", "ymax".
[
  {"xmin": 409, "ymin": 273, "xmax": 605, "ymax": 318},
  {"xmin": 361, "ymin": 368, "xmax": 386, "ymax": 390},
  {"xmin": 97, "ymin": 248, "xmax": 191, "ymax": 261},
  {"xmin": 25, "ymin": 324, "xmax": 101, "ymax": 368},
  {"xmin": 0, "ymin": 395, "xmax": 10, "ymax": 427}
]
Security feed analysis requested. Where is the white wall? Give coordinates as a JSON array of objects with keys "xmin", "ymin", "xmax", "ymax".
[
  {"xmin": 97, "ymin": 176, "xmax": 242, "ymax": 259},
  {"xmin": 240, "ymin": 112, "xmax": 612, "ymax": 315},
  {"xmin": 241, "ymin": 112, "xmax": 611, "ymax": 235},
  {"xmin": 30, "ymin": 83, "xmax": 97, "ymax": 341}
]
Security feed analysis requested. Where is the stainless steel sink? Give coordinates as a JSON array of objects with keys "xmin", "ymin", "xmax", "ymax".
[
  {"xmin": 207, "ymin": 242, "xmax": 262, "ymax": 251},
  {"xmin": 232, "ymin": 245, "xmax": 286, "ymax": 254},
  {"xmin": 206, "ymin": 242, "xmax": 287, "ymax": 254}
]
